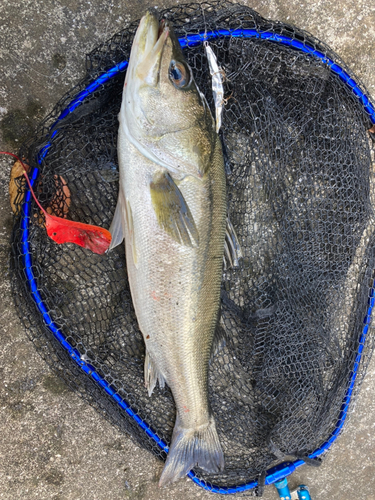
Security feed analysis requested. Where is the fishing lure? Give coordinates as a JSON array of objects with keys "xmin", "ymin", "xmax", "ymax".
[{"xmin": 204, "ymin": 41, "xmax": 224, "ymax": 133}]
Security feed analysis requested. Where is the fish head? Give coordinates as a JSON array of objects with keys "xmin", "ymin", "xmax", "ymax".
[{"xmin": 121, "ymin": 11, "xmax": 216, "ymax": 178}]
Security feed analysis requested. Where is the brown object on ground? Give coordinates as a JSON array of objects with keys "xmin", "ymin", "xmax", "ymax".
[{"xmin": 9, "ymin": 159, "xmax": 30, "ymax": 214}]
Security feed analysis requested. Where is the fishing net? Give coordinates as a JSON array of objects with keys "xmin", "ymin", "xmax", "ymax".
[{"xmin": 10, "ymin": 0, "xmax": 375, "ymax": 494}]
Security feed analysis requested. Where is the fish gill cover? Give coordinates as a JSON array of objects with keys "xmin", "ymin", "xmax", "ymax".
[{"xmin": 10, "ymin": 0, "xmax": 375, "ymax": 494}]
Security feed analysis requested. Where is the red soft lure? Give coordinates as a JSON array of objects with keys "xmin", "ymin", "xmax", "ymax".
[
  {"xmin": 45, "ymin": 215, "xmax": 112, "ymax": 254},
  {"xmin": 2, "ymin": 151, "xmax": 112, "ymax": 255}
]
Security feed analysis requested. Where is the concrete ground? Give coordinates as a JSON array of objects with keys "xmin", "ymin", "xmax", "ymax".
[{"xmin": 1, "ymin": 0, "xmax": 375, "ymax": 499}]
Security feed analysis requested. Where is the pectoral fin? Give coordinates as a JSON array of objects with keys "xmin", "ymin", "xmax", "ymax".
[
  {"xmin": 150, "ymin": 171, "xmax": 199, "ymax": 247},
  {"xmin": 108, "ymin": 190, "xmax": 126, "ymax": 250},
  {"xmin": 108, "ymin": 189, "xmax": 137, "ymax": 266}
]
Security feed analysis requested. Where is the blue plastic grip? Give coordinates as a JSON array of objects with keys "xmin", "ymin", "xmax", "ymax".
[
  {"xmin": 297, "ymin": 485, "xmax": 312, "ymax": 500},
  {"xmin": 274, "ymin": 478, "xmax": 292, "ymax": 499}
]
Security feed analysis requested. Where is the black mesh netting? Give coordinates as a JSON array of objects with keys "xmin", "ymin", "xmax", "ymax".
[{"xmin": 10, "ymin": 0, "xmax": 375, "ymax": 493}]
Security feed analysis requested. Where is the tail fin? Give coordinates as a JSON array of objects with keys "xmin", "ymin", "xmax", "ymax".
[{"xmin": 159, "ymin": 415, "xmax": 224, "ymax": 487}]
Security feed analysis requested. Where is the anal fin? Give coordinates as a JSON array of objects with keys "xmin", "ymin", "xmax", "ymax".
[{"xmin": 144, "ymin": 350, "xmax": 166, "ymax": 397}]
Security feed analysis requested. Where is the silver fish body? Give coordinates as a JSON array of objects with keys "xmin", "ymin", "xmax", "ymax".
[{"xmin": 109, "ymin": 12, "xmax": 226, "ymax": 486}]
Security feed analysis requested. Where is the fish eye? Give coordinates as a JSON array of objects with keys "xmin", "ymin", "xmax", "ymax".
[{"xmin": 169, "ymin": 60, "xmax": 191, "ymax": 89}]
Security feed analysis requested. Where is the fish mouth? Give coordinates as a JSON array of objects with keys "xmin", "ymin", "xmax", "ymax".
[{"xmin": 132, "ymin": 11, "xmax": 170, "ymax": 86}]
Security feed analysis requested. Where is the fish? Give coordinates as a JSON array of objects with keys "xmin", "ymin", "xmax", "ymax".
[{"xmin": 109, "ymin": 11, "xmax": 227, "ymax": 486}]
